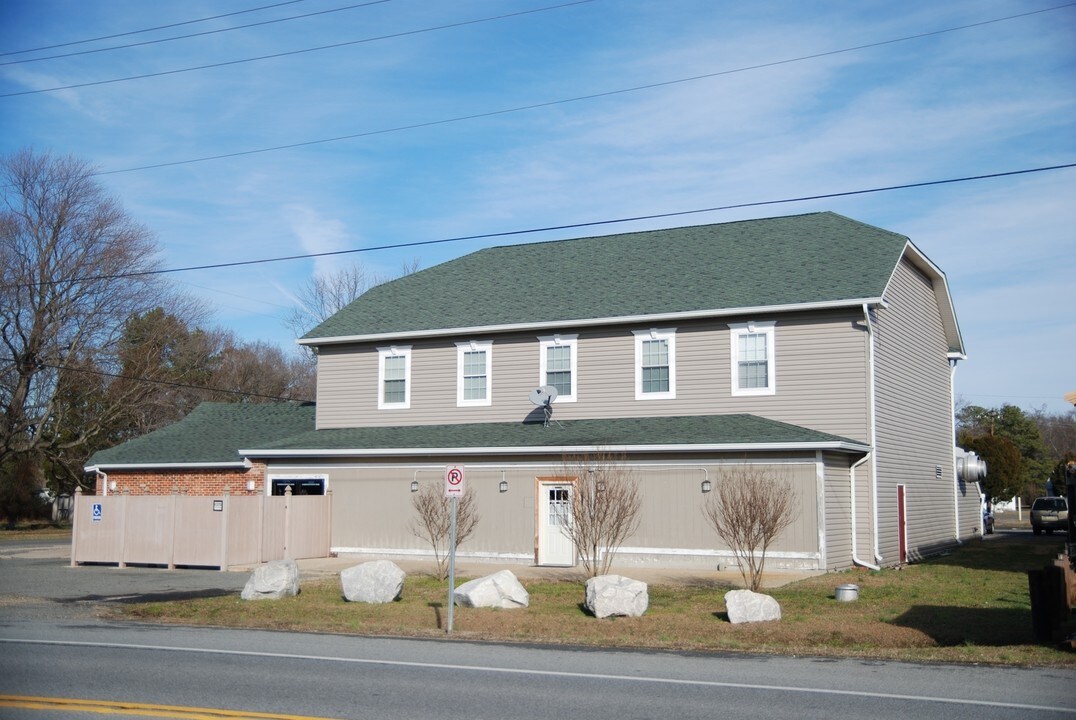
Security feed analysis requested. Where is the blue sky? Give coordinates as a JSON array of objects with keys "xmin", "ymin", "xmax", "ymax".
[{"xmin": 2, "ymin": 0, "xmax": 1074, "ymax": 413}]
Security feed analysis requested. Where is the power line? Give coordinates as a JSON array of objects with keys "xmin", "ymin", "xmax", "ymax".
[
  {"xmin": 0, "ymin": 0, "xmax": 311, "ymax": 57},
  {"xmin": 62, "ymin": 2, "xmax": 1075, "ymax": 175},
  {"xmin": 0, "ymin": 1, "xmax": 394, "ymax": 67},
  {"xmin": 7, "ymin": 162, "xmax": 1073, "ymax": 289},
  {"xmin": 0, "ymin": 1, "xmax": 595, "ymax": 97},
  {"xmin": 9, "ymin": 1, "xmax": 1072, "ymax": 100}
]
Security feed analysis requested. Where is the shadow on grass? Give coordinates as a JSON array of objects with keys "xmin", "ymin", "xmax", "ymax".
[
  {"xmin": 890, "ymin": 605, "xmax": 1054, "ymax": 646},
  {"xmin": 428, "ymin": 601, "xmax": 443, "ymax": 630}
]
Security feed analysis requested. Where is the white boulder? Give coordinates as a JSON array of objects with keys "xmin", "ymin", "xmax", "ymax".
[
  {"xmin": 724, "ymin": 589, "xmax": 781, "ymax": 624},
  {"xmin": 585, "ymin": 574, "xmax": 648, "ymax": 618},
  {"xmin": 341, "ymin": 560, "xmax": 405, "ymax": 604},
  {"xmin": 453, "ymin": 570, "xmax": 529, "ymax": 609},
  {"xmin": 241, "ymin": 559, "xmax": 300, "ymax": 601}
]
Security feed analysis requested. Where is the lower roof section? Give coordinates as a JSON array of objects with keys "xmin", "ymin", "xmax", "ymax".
[{"xmin": 243, "ymin": 414, "xmax": 869, "ymax": 459}]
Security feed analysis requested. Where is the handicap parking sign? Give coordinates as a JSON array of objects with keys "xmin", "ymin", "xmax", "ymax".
[{"xmin": 92, "ymin": 503, "xmax": 102, "ymax": 522}]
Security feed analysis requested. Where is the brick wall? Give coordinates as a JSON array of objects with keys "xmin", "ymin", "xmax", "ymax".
[{"xmin": 92, "ymin": 463, "xmax": 268, "ymax": 496}]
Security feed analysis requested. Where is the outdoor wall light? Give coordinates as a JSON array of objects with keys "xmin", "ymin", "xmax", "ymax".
[
  {"xmin": 246, "ymin": 480, "xmax": 256, "ymax": 492},
  {"xmin": 410, "ymin": 480, "xmax": 419, "ymax": 492},
  {"xmin": 109, "ymin": 480, "xmax": 117, "ymax": 492},
  {"xmin": 499, "ymin": 479, "xmax": 508, "ymax": 493},
  {"xmin": 701, "ymin": 479, "xmax": 712, "ymax": 493}
]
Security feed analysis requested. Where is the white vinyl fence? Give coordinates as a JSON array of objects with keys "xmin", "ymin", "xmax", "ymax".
[{"xmin": 69, "ymin": 487, "xmax": 331, "ymax": 570}]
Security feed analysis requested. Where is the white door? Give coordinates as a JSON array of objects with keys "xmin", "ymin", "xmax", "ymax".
[{"xmin": 537, "ymin": 481, "xmax": 575, "ymax": 566}]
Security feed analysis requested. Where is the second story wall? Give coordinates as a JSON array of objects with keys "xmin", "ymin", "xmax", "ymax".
[{"xmin": 314, "ymin": 308, "xmax": 871, "ymax": 441}]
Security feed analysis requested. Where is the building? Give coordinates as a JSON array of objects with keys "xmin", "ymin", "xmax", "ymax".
[{"xmin": 88, "ymin": 211, "xmax": 980, "ymax": 571}]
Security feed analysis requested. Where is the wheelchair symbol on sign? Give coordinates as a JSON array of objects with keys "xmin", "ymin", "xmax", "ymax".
[{"xmin": 92, "ymin": 503, "xmax": 102, "ymax": 522}]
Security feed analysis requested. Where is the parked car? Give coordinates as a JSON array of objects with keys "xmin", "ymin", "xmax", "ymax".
[{"xmin": 1030, "ymin": 496, "xmax": 1068, "ymax": 535}]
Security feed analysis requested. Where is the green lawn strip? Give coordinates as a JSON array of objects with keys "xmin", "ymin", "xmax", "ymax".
[{"xmin": 119, "ymin": 536, "xmax": 1076, "ymax": 667}]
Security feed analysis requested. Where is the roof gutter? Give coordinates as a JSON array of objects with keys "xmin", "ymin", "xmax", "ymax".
[
  {"xmin": 83, "ymin": 459, "xmax": 253, "ymax": 472},
  {"xmin": 298, "ymin": 297, "xmax": 885, "ymax": 346},
  {"xmin": 240, "ymin": 440, "xmax": 872, "ymax": 458}
]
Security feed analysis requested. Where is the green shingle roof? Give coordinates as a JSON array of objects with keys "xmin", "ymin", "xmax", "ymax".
[
  {"xmin": 245, "ymin": 414, "xmax": 866, "ymax": 455},
  {"xmin": 88, "ymin": 402, "xmax": 315, "ymax": 467},
  {"xmin": 303, "ymin": 212, "xmax": 908, "ymax": 340}
]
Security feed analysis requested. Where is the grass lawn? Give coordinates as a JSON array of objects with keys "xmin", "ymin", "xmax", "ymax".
[{"xmin": 118, "ymin": 534, "xmax": 1076, "ymax": 667}]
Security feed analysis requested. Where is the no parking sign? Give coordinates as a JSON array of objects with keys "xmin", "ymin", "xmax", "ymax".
[{"xmin": 444, "ymin": 466, "xmax": 465, "ymax": 498}]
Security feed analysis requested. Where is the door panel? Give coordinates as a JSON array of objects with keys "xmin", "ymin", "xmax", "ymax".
[{"xmin": 537, "ymin": 481, "xmax": 575, "ymax": 566}]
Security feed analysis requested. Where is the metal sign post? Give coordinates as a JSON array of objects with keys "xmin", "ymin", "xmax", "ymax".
[
  {"xmin": 447, "ymin": 495, "xmax": 458, "ymax": 633},
  {"xmin": 445, "ymin": 466, "xmax": 464, "ymax": 634}
]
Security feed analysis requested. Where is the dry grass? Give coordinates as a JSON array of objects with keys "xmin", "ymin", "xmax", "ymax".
[{"xmin": 118, "ymin": 534, "xmax": 1076, "ymax": 667}]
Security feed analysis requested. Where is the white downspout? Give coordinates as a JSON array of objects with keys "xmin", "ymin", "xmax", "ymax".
[
  {"xmin": 950, "ymin": 360, "xmax": 963, "ymax": 540},
  {"xmin": 90, "ymin": 467, "xmax": 109, "ymax": 496},
  {"xmin": 850, "ymin": 453, "xmax": 880, "ymax": 571},
  {"xmin": 863, "ymin": 303, "xmax": 883, "ymax": 565}
]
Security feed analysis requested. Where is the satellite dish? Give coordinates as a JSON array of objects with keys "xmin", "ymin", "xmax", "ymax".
[
  {"xmin": 529, "ymin": 385, "xmax": 559, "ymax": 427},
  {"xmin": 529, "ymin": 385, "xmax": 559, "ymax": 407}
]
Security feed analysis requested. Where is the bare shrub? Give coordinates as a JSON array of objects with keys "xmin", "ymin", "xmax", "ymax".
[
  {"xmin": 559, "ymin": 451, "xmax": 642, "ymax": 578},
  {"xmin": 407, "ymin": 484, "xmax": 479, "ymax": 580},
  {"xmin": 704, "ymin": 463, "xmax": 798, "ymax": 591}
]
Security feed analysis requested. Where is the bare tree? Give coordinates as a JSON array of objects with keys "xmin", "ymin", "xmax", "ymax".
[
  {"xmin": 284, "ymin": 259, "xmax": 421, "ymax": 342},
  {"xmin": 0, "ymin": 149, "xmax": 179, "ymax": 506},
  {"xmin": 559, "ymin": 450, "xmax": 642, "ymax": 578},
  {"xmin": 407, "ymin": 484, "xmax": 480, "ymax": 580},
  {"xmin": 704, "ymin": 463, "xmax": 798, "ymax": 592}
]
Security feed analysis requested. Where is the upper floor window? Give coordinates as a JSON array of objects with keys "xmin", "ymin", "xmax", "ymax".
[
  {"xmin": 633, "ymin": 328, "xmax": 676, "ymax": 400},
  {"xmin": 456, "ymin": 340, "xmax": 492, "ymax": 406},
  {"xmin": 538, "ymin": 334, "xmax": 578, "ymax": 402},
  {"xmin": 377, "ymin": 345, "xmax": 411, "ymax": 409},
  {"xmin": 729, "ymin": 321, "xmax": 775, "ymax": 396}
]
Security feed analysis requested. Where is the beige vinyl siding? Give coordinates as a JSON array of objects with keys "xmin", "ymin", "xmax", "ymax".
[
  {"xmin": 279, "ymin": 454, "xmax": 823, "ymax": 570},
  {"xmin": 822, "ymin": 452, "xmax": 852, "ymax": 570},
  {"xmin": 872, "ymin": 258, "xmax": 960, "ymax": 564},
  {"xmin": 315, "ymin": 310, "xmax": 870, "ymax": 441}
]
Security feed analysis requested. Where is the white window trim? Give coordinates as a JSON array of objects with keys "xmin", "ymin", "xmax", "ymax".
[
  {"xmin": 377, "ymin": 345, "xmax": 411, "ymax": 409},
  {"xmin": 537, "ymin": 334, "xmax": 578, "ymax": 403},
  {"xmin": 456, "ymin": 340, "xmax": 493, "ymax": 407},
  {"xmin": 266, "ymin": 473, "xmax": 329, "ymax": 497},
  {"xmin": 729, "ymin": 321, "xmax": 776, "ymax": 396},
  {"xmin": 633, "ymin": 328, "xmax": 676, "ymax": 400}
]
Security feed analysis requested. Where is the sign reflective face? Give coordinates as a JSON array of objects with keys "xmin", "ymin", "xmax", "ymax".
[{"xmin": 445, "ymin": 466, "xmax": 465, "ymax": 497}]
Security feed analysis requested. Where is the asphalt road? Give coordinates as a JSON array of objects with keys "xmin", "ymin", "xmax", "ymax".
[{"xmin": 1, "ymin": 536, "xmax": 1074, "ymax": 719}]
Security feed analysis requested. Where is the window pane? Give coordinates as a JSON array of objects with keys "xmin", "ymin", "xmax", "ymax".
[
  {"xmin": 549, "ymin": 487, "xmax": 570, "ymax": 526},
  {"xmin": 464, "ymin": 375, "xmax": 487, "ymax": 400},
  {"xmin": 384, "ymin": 355, "xmax": 405, "ymax": 380},
  {"xmin": 463, "ymin": 350, "xmax": 486, "ymax": 376},
  {"xmin": 641, "ymin": 338, "xmax": 669, "ymax": 393},
  {"xmin": 738, "ymin": 332, "xmax": 769, "ymax": 388},
  {"xmin": 383, "ymin": 355, "xmax": 406, "ymax": 403},
  {"xmin": 383, "ymin": 379, "xmax": 406, "ymax": 403},
  {"xmin": 547, "ymin": 371, "xmax": 571, "ymax": 395},
  {"xmin": 643, "ymin": 366, "xmax": 670, "ymax": 393},
  {"xmin": 739, "ymin": 333, "xmax": 766, "ymax": 361},
  {"xmin": 642, "ymin": 339, "xmax": 668, "ymax": 367},
  {"xmin": 546, "ymin": 346, "xmax": 572, "ymax": 395},
  {"xmin": 547, "ymin": 345, "xmax": 571, "ymax": 371},
  {"xmin": 739, "ymin": 360, "xmax": 767, "ymax": 388}
]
